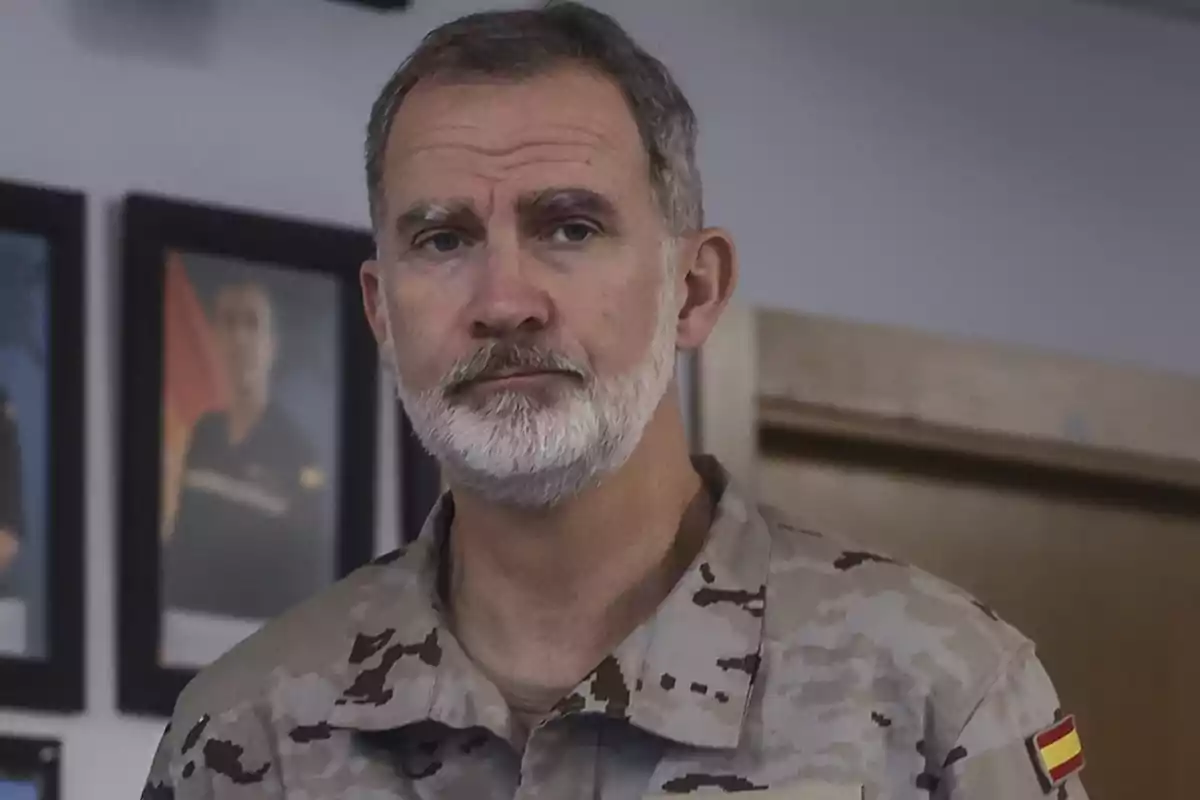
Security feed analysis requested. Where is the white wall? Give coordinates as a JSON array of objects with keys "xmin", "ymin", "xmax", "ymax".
[
  {"xmin": 713, "ymin": 1, "xmax": 1200, "ymax": 378},
  {"xmin": 1, "ymin": 0, "xmax": 1198, "ymax": 795}
]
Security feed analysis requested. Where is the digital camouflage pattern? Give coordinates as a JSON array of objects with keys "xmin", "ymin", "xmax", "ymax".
[{"xmin": 141, "ymin": 456, "xmax": 1087, "ymax": 799}]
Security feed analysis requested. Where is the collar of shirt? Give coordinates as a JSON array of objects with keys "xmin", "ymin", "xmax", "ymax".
[{"xmin": 324, "ymin": 455, "xmax": 770, "ymax": 752}]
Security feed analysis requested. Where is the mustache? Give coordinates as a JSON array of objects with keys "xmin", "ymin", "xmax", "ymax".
[{"xmin": 443, "ymin": 342, "xmax": 588, "ymax": 392}]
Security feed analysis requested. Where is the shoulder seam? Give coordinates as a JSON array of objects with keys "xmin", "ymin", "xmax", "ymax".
[{"xmin": 946, "ymin": 638, "xmax": 1037, "ymax": 756}]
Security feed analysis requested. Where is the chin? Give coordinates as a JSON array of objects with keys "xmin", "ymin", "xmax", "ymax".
[
  {"xmin": 421, "ymin": 398, "xmax": 638, "ymax": 509},
  {"xmin": 396, "ymin": 326, "xmax": 677, "ymax": 509}
]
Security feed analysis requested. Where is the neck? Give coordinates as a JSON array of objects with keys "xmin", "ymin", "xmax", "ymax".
[
  {"xmin": 226, "ymin": 386, "xmax": 268, "ymax": 443},
  {"xmin": 446, "ymin": 390, "xmax": 709, "ymax": 713}
]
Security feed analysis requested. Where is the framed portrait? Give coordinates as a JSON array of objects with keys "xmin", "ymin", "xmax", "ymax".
[
  {"xmin": 0, "ymin": 179, "xmax": 85, "ymax": 713},
  {"xmin": 0, "ymin": 736, "xmax": 61, "ymax": 800},
  {"xmin": 118, "ymin": 193, "xmax": 379, "ymax": 717}
]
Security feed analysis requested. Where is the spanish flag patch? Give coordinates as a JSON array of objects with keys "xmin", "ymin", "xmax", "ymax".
[{"xmin": 1028, "ymin": 714, "xmax": 1085, "ymax": 791}]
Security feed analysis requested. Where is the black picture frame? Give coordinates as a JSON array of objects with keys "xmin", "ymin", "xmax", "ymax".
[
  {"xmin": 0, "ymin": 734, "xmax": 62, "ymax": 800},
  {"xmin": 117, "ymin": 193, "xmax": 379, "ymax": 717},
  {"xmin": 0, "ymin": 178, "xmax": 86, "ymax": 714}
]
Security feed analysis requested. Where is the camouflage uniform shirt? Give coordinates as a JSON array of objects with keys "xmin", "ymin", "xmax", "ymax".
[{"xmin": 142, "ymin": 456, "xmax": 1088, "ymax": 799}]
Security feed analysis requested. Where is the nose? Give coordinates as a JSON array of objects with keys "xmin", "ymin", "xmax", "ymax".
[{"xmin": 468, "ymin": 243, "xmax": 552, "ymax": 340}]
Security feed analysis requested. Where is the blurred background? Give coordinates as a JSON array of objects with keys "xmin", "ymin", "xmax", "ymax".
[{"xmin": 0, "ymin": 0, "xmax": 1198, "ymax": 797}]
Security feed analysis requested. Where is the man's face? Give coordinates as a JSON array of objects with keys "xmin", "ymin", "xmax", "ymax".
[
  {"xmin": 365, "ymin": 66, "xmax": 682, "ymax": 507},
  {"xmin": 213, "ymin": 283, "xmax": 277, "ymax": 397}
]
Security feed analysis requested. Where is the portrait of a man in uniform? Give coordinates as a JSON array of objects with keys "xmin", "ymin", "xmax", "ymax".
[
  {"xmin": 0, "ymin": 736, "xmax": 54, "ymax": 800},
  {"xmin": 160, "ymin": 254, "xmax": 339, "ymax": 631},
  {"xmin": 0, "ymin": 228, "xmax": 50, "ymax": 659},
  {"xmin": 0, "ymin": 777, "xmax": 38, "ymax": 800},
  {"xmin": 0, "ymin": 386, "xmax": 23, "ymax": 590}
]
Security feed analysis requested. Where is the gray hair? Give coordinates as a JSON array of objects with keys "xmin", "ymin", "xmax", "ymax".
[{"xmin": 364, "ymin": 1, "xmax": 703, "ymax": 236}]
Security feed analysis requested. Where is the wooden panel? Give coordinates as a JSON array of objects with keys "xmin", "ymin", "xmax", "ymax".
[
  {"xmin": 760, "ymin": 435, "xmax": 1200, "ymax": 800},
  {"xmin": 693, "ymin": 305, "xmax": 1200, "ymax": 797},
  {"xmin": 759, "ymin": 396, "xmax": 1200, "ymax": 495},
  {"xmin": 756, "ymin": 308, "xmax": 1200, "ymax": 467}
]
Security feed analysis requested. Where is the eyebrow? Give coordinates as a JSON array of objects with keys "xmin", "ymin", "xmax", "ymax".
[
  {"xmin": 516, "ymin": 187, "xmax": 618, "ymax": 222},
  {"xmin": 392, "ymin": 187, "xmax": 619, "ymax": 239},
  {"xmin": 393, "ymin": 198, "xmax": 481, "ymax": 240}
]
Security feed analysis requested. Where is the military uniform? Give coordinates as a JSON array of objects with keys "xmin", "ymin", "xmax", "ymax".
[
  {"xmin": 142, "ymin": 456, "xmax": 1087, "ymax": 799},
  {"xmin": 164, "ymin": 406, "xmax": 329, "ymax": 620}
]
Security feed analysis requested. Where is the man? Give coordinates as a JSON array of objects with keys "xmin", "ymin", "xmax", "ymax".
[
  {"xmin": 141, "ymin": 4, "xmax": 1088, "ymax": 798},
  {"xmin": 0, "ymin": 386, "xmax": 22, "ymax": 591},
  {"xmin": 163, "ymin": 280, "xmax": 329, "ymax": 620}
]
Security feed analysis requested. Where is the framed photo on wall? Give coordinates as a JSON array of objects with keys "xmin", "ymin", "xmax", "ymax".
[
  {"xmin": 0, "ymin": 735, "xmax": 61, "ymax": 800},
  {"xmin": 118, "ymin": 193, "xmax": 379, "ymax": 717},
  {"xmin": 0, "ymin": 178, "xmax": 85, "ymax": 713}
]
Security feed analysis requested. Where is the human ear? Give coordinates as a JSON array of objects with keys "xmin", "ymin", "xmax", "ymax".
[
  {"xmin": 674, "ymin": 228, "xmax": 739, "ymax": 351},
  {"xmin": 359, "ymin": 255, "xmax": 390, "ymax": 348}
]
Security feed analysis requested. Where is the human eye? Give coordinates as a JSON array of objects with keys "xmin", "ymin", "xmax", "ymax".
[
  {"xmin": 546, "ymin": 219, "xmax": 600, "ymax": 246},
  {"xmin": 413, "ymin": 229, "xmax": 469, "ymax": 255}
]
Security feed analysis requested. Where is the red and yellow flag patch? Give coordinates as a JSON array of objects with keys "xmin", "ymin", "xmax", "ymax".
[{"xmin": 1028, "ymin": 714, "xmax": 1085, "ymax": 791}]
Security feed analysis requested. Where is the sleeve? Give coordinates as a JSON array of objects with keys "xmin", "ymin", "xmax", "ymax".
[
  {"xmin": 940, "ymin": 646, "xmax": 1089, "ymax": 799},
  {"xmin": 140, "ymin": 704, "xmax": 284, "ymax": 800}
]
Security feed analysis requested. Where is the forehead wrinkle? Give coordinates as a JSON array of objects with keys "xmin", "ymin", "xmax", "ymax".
[
  {"xmin": 391, "ymin": 141, "xmax": 612, "ymax": 196},
  {"xmin": 387, "ymin": 115, "xmax": 642, "ymax": 224},
  {"xmin": 390, "ymin": 117, "xmax": 624, "ymax": 160},
  {"xmin": 475, "ymin": 156, "xmax": 605, "ymax": 186},
  {"xmin": 392, "ymin": 148, "xmax": 625, "ymax": 215},
  {"xmin": 395, "ymin": 140, "xmax": 612, "ymax": 170}
]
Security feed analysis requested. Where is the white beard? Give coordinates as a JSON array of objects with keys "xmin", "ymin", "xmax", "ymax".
[{"xmin": 385, "ymin": 256, "xmax": 680, "ymax": 509}]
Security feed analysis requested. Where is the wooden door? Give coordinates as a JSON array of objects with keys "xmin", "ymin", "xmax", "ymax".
[
  {"xmin": 696, "ymin": 305, "xmax": 1200, "ymax": 800},
  {"xmin": 758, "ymin": 428, "xmax": 1199, "ymax": 800}
]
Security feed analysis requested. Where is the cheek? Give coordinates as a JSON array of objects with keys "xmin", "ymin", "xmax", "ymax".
[
  {"xmin": 585, "ymin": 277, "xmax": 666, "ymax": 373},
  {"xmin": 382, "ymin": 278, "xmax": 465, "ymax": 384}
]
